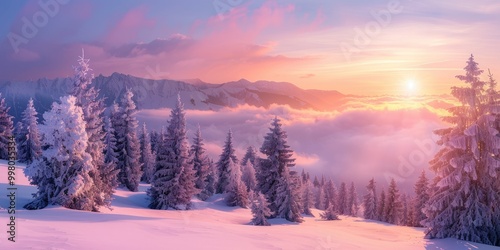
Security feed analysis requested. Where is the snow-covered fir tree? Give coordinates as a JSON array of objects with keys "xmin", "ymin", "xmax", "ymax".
[
  {"xmin": 216, "ymin": 129, "xmax": 239, "ymax": 194},
  {"xmin": 0, "ymin": 94, "xmax": 14, "ymax": 160},
  {"xmin": 241, "ymin": 146, "xmax": 257, "ymax": 166},
  {"xmin": 16, "ymin": 98, "xmax": 42, "ymax": 164},
  {"xmin": 385, "ymin": 178, "xmax": 402, "ymax": 225},
  {"xmin": 347, "ymin": 182, "xmax": 359, "ymax": 216},
  {"xmin": 314, "ymin": 181, "xmax": 326, "ymax": 210},
  {"xmin": 257, "ymin": 117, "xmax": 303, "ymax": 222},
  {"xmin": 150, "ymin": 130, "xmax": 160, "ymax": 155},
  {"xmin": 413, "ymin": 170, "xmax": 429, "ymax": 227},
  {"xmin": 103, "ymin": 117, "xmax": 118, "ymax": 168},
  {"xmin": 377, "ymin": 190, "xmax": 386, "ymax": 222},
  {"xmin": 139, "ymin": 123, "xmax": 156, "ymax": 183},
  {"xmin": 321, "ymin": 204, "xmax": 340, "ymax": 221},
  {"xmin": 200, "ymin": 159, "xmax": 217, "ymax": 200},
  {"xmin": 190, "ymin": 126, "xmax": 211, "ymax": 200},
  {"xmin": 324, "ymin": 179, "xmax": 337, "ymax": 212},
  {"xmin": 114, "ymin": 89, "xmax": 143, "ymax": 192},
  {"xmin": 251, "ymin": 192, "xmax": 272, "ymax": 226},
  {"xmin": 423, "ymin": 55, "xmax": 500, "ymax": 246},
  {"xmin": 24, "ymin": 96, "xmax": 97, "ymax": 211},
  {"xmin": 70, "ymin": 51, "xmax": 117, "ymax": 209},
  {"xmin": 224, "ymin": 155, "xmax": 249, "ymax": 208},
  {"xmin": 337, "ymin": 182, "xmax": 348, "ymax": 215},
  {"xmin": 241, "ymin": 161, "xmax": 257, "ymax": 192},
  {"xmin": 400, "ymin": 193, "xmax": 409, "ymax": 226},
  {"xmin": 148, "ymin": 95, "xmax": 197, "ymax": 210},
  {"xmin": 302, "ymin": 177, "xmax": 315, "ymax": 216},
  {"xmin": 363, "ymin": 178, "xmax": 378, "ymax": 220}
]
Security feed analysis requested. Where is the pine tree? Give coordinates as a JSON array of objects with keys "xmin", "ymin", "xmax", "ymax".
[
  {"xmin": 0, "ymin": 94, "xmax": 14, "ymax": 160},
  {"xmin": 225, "ymin": 156, "xmax": 249, "ymax": 208},
  {"xmin": 216, "ymin": 130, "xmax": 238, "ymax": 194},
  {"xmin": 400, "ymin": 193, "xmax": 409, "ymax": 226},
  {"xmin": 190, "ymin": 126, "xmax": 211, "ymax": 200},
  {"xmin": 241, "ymin": 161, "xmax": 257, "ymax": 192},
  {"xmin": 302, "ymin": 178, "xmax": 315, "ymax": 216},
  {"xmin": 377, "ymin": 190, "xmax": 386, "ymax": 222},
  {"xmin": 200, "ymin": 159, "xmax": 217, "ymax": 200},
  {"xmin": 423, "ymin": 55, "xmax": 500, "ymax": 246},
  {"xmin": 321, "ymin": 204, "xmax": 340, "ymax": 221},
  {"xmin": 313, "ymin": 176, "xmax": 320, "ymax": 187},
  {"xmin": 385, "ymin": 178, "xmax": 402, "ymax": 225},
  {"xmin": 324, "ymin": 179, "xmax": 337, "ymax": 212},
  {"xmin": 413, "ymin": 170, "xmax": 429, "ymax": 227},
  {"xmin": 114, "ymin": 90, "xmax": 143, "ymax": 191},
  {"xmin": 337, "ymin": 182, "xmax": 348, "ymax": 215},
  {"xmin": 24, "ymin": 96, "xmax": 96, "ymax": 211},
  {"xmin": 347, "ymin": 182, "xmax": 359, "ymax": 216},
  {"xmin": 315, "ymin": 182, "xmax": 326, "ymax": 210},
  {"xmin": 16, "ymin": 98, "xmax": 42, "ymax": 164},
  {"xmin": 242, "ymin": 146, "xmax": 256, "ymax": 166},
  {"xmin": 150, "ymin": 130, "xmax": 160, "ymax": 155},
  {"xmin": 251, "ymin": 192, "xmax": 272, "ymax": 226},
  {"xmin": 70, "ymin": 51, "xmax": 117, "ymax": 209},
  {"xmin": 257, "ymin": 117, "xmax": 303, "ymax": 222},
  {"xmin": 363, "ymin": 178, "xmax": 378, "ymax": 220},
  {"xmin": 139, "ymin": 123, "xmax": 156, "ymax": 183},
  {"xmin": 148, "ymin": 95, "xmax": 197, "ymax": 209},
  {"xmin": 103, "ymin": 117, "xmax": 118, "ymax": 167}
]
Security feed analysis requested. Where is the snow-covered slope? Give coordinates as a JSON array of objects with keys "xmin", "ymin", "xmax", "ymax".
[{"xmin": 0, "ymin": 162, "xmax": 496, "ymax": 250}]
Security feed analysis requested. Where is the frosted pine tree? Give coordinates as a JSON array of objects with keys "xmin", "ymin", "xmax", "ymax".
[
  {"xmin": 377, "ymin": 190, "xmax": 386, "ymax": 222},
  {"xmin": 363, "ymin": 178, "xmax": 378, "ymax": 220},
  {"xmin": 190, "ymin": 126, "xmax": 211, "ymax": 200},
  {"xmin": 413, "ymin": 170, "xmax": 429, "ymax": 227},
  {"xmin": 114, "ymin": 90, "xmax": 143, "ymax": 191},
  {"xmin": 216, "ymin": 130, "xmax": 239, "ymax": 194},
  {"xmin": 200, "ymin": 159, "xmax": 217, "ymax": 200},
  {"xmin": 242, "ymin": 146, "xmax": 256, "ymax": 166},
  {"xmin": 148, "ymin": 95, "xmax": 197, "ymax": 209},
  {"xmin": 225, "ymin": 156, "xmax": 249, "ymax": 208},
  {"xmin": 241, "ymin": 161, "xmax": 257, "ymax": 192},
  {"xmin": 17, "ymin": 98, "xmax": 42, "ymax": 164},
  {"xmin": 337, "ymin": 182, "xmax": 347, "ymax": 214},
  {"xmin": 103, "ymin": 117, "xmax": 118, "ymax": 167},
  {"xmin": 251, "ymin": 192, "xmax": 272, "ymax": 226},
  {"xmin": 321, "ymin": 204, "xmax": 340, "ymax": 221},
  {"xmin": 347, "ymin": 182, "xmax": 359, "ymax": 216},
  {"xmin": 70, "ymin": 51, "xmax": 117, "ymax": 209},
  {"xmin": 302, "ymin": 177, "xmax": 315, "ymax": 216},
  {"xmin": 423, "ymin": 55, "xmax": 500, "ymax": 246},
  {"xmin": 24, "ymin": 96, "xmax": 96, "ymax": 211},
  {"xmin": 0, "ymin": 94, "xmax": 14, "ymax": 160},
  {"xmin": 385, "ymin": 178, "xmax": 402, "ymax": 225},
  {"xmin": 258, "ymin": 117, "xmax": 303, "ymax": 222},
  {"xmin": 324, "ymin": 179, "xmax": 338, "ymax": 212},
  {"xmin": 400, "ymin": 193, "xmax": 409, "ymax": 226},
  {"xmin": 139, "ymin": 123, "xmax": 156, "ymax": 183}
]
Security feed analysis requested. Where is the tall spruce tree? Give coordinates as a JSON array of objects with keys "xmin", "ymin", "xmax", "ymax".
[
  {"xmin": 241, "ymin": 161, "xmax": 257, "ymax": 192},
  {"xmin": 258, "ymin": 117, "xmax": 302, "ymax": 222},
  {"xmin": 251, "ymin": 191, "xmax": 272, "ymax": 226},
  {"xmin": 139, "ymin": 123, "xmax": 156, "ymax": 183},
  {"xmin": 337, "ymin": 182, "xmax": 348, "ymax": 215},
  {"xmin": 114, "ymin": 89, "xmax": 143, "ymax": 192},
  {"xmin": 17, "ymin": 98, "xmax": 42, "ymax": 164},
  {"xmin": 413, "ymin": 170, "xmax": 429, "ymax": 227},
  {"xmin": 190, "ymin": 126, "xmax": 212, "ymax": 200},
  {"xmin": 216, "ymin": 129, "xmax": 239, "ymax": 194},
  {"xmin": 24, "ymin": 96, "xmax": 96, "ymax": 211},
  {"xmin": 0, "ymin": 94, "xmax": 14, "ymax": 160},
  {"xmin": 423, "ymin": 55, "xmax": 500, "ymax": 246},
  {"xmin": 378, "ymin": 190, "xmax": 386, "ymax": 222},
  {"xmin": 385, "ymin": 178, "xmax": 402, "ymax": 225},
  {"xmin": 225, "ymin": 155, "xmax": 249, "ymax": 208},
  {"xmin": 148, "ymin": 95, "xmax": 197, "ymax": 209},
  {"xmin": 347, "ymin": 182, "xmax": 359, "ymax": 216},
  {"xmin": 363, "ymin": 178, "xmax": 378, "ymax": 220}
]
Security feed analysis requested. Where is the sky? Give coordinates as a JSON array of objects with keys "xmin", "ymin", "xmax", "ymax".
[{"xmin": 1, "ymin": 0, "xmax": 500, "ymax": 95}]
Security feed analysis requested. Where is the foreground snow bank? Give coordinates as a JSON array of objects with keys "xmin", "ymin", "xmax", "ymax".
[{"xmin": 0, "ymin": 162, "xmax": 497, "ymax": 249}]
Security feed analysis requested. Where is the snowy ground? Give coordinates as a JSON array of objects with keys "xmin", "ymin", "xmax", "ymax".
[{"xmin": 0, "ymin": 161, "xmax": 498, "ymax": 250}]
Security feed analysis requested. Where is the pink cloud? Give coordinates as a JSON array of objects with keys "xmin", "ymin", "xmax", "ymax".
[{"xmin": 105, "ymin": 6, "xmax": 156, "ymax": 44}]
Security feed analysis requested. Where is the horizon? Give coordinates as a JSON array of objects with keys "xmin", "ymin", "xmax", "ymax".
[{"xmin": 2, "ymin": 1, "xmax": 500, "ymax": 95}]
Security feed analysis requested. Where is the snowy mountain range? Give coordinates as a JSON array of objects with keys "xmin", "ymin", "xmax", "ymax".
[{"xmin": 0, "ymin": 73, "xmax": 346, "ymax": 121}]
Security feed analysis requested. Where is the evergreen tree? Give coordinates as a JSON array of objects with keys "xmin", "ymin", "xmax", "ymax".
[
  {"xmin": 225, "ymin": 156, "xmax": 249, "ymax": 208},
  {"xmin": 241, "ymin": 146, "xmax": 256, "ymax": 166},
  {"xmin": 337, "ymin": 182, "xmax": 348, "ymax": 214},
  {"xmin": 363, "ymin": 178, "xmax": 378, "ymax": 220},
  {"xmin": 377, "ymin": 190, "xmax": 386, "ymax": 222},
  {"xmin": 324, "ymin": 179, "xmax": 338, "ymax": 212},
  {"xmin": 150, "ymin": 130, "xmax": 160, "ymax": 155},
  {"xmin": 24, "ymin": 96, "xmax": 96, "ymax": 211},
  {"xmin": 0, "ymin": 94, "xmax": 14, "ymax": 160},
  {"xmin": 114, "ymin": 90, "xmax": 143, "ymax": 191},
  {"xmin": 139, "ymin": 123, "xmax": 156, "ymax": 183},
  {"xmin": 385, "ymin": 178, "xmax": 402, "ymax": 225},
  {"xmin": 347, "ymin": 182, "xmax": 359, "ymax": 216},
  {"xmin": 302, "ymin": 178, "xmax": 315, "ymax": 216},
  {"xmin": 321, "ymin": 204, "xmax": 340, "ymax": 221},
  {"xmin": 241, "ymin": 161, "xmax": 257, "ymax": 192},
  {"xmin": 251, "ymin": 192, "xmax": 272, "ymax": 226},
  {"xmin": 315, "ymin": 183, "xmax": 326, "ymax": 210},
  {"xmin": 70, "ymin": 52, "xmax": 117, "ymax": 209},
  {"xmin": 199, "ymin": 159, "xmax": 217, "ymax": 200},
  {"xmin": 313, "ymin": 176, "xmax": 320, "ymax": 187},
  {"xmin": 103, "ymin": 117, "xmax": 118, "ymax": 168},
  {"xmin": 257, "ymin": 117, "xmax": 303, "ymax": 222},
  {"xmin": 400, "ymin": 193, "xmax": 409, "ymax": 226},
  {"xmin": 413, "ymin": 170, "xmax": 429, "ymax": 227},
  {"xmin": 148, "ymin": 95, "xmax": 197, "ymax": 209},
  {"xmin": 190, "ymin": 126, "xmax": 211, "ymax": 199},
  {"xmin": 216, "ymin": 130, "xmax": 238, "ymax": 194},
  {"xmin": 17, "ymin": 98, "xmax": 42, "ymax": 164},
  {"xmin": 423, "ymin": 55, "xmax": 500, "ymax": 246}
]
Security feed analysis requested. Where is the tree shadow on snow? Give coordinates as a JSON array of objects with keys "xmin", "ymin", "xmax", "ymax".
[{"xmin": 425, "ymin": 238, "xmax": 495, "ymax": 250}]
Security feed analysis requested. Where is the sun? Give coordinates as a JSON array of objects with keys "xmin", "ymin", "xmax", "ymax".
[{"xmin": 406, "ymin": 80, "xmax": 417, "ymax": 94}]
